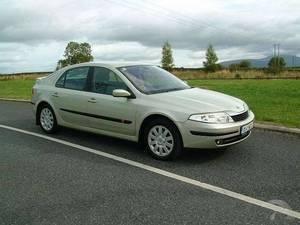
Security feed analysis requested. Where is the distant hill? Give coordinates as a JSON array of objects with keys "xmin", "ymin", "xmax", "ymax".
[{"xmin": 220, "ymin": 55, "xmax": 300, "ymax": 68}]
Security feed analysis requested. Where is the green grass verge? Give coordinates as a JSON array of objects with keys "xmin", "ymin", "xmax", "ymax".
[
  {"xmin": 188, "ymin": 79, "xmax": 300, "ymax": 128},
  {"xmin": 0, "ymin": 78, "xmax": 299, "ymax": 128},
  {"xmin": 0, "ymin": 80, "xmax": 35, "ymax": 100}
]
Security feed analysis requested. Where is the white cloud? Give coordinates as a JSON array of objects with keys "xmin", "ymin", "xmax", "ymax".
[{"xmin": 0, "ymin": 0, "xmax": 299, "ymax": 72}]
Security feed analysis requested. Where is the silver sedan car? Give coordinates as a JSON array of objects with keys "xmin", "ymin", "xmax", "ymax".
[{"xmin": 32, "ymin": 63, "xmax": 254, "ymax": 160}]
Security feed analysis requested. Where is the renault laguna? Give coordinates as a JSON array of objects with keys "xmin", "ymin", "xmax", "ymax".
[{"xmin": 32, "ymin": 63, "xmax": 254, "ymax": 160}]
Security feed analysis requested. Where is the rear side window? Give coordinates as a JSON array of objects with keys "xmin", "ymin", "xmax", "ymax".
[
  {"xmin": 56, "ymin": 67, "xmax": 89, "ymax": 91},
  {"xmin": 92, "ymin": 67, "xmax": 127, "ymax": 95}
]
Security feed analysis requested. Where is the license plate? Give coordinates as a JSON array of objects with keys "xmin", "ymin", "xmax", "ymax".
[{"xmin": 241, "ymin": 122, "xmax": 253, "ymax": 135}]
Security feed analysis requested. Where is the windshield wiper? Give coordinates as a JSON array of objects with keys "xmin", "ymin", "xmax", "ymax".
[
  {"xmin": 149, "ymin": 87, "xmax": 188, "ymax": 94},
  {"xmin": 165, "ymin": 87, "xmax": 186, "ymax": 92}
]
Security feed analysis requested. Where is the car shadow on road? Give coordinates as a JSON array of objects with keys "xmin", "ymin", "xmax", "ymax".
[
  {"xmin": 44, "ymin": 127, "xmax": 228, "ymax": 165},
  {"xmin": 180, "ymin": 148, "xmax": 227, "ymax": 163}
]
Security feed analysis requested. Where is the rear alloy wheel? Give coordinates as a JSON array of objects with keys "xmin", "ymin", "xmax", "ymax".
[
  {"xmin": 145, "ymin": 118, "xmax": 183, "ymax": 160},
  {"xmin": 39, "ymin": 105, "xmax": 58, "ymax": 133}
]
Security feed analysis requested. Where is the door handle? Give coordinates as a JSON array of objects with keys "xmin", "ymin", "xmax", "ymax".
[
  {"xmin": 52, "ymin": 92, "xmax": 59, "ymax": 97},
  {"xmin": 88, "ymin": 98, "xmax": 97, "ymax": 103}
]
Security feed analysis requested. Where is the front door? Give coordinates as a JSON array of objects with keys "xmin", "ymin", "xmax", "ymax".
[{"xmin": 86, "ymin": 66, "xmax": 137, "ymax": 136}]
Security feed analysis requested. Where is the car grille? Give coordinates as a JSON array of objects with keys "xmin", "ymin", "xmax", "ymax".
[{"xmin": 231, "ymin": 111, "xmax": 249, "ymax": 122}]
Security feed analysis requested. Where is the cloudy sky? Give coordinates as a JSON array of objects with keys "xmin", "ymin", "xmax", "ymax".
[{"xmin": 0, "ymin": 0, "xmax": 299, "ymax": 73}]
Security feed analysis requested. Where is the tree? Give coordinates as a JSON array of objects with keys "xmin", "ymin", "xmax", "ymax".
[
  {"xmin": 56, "ymin": 41, "xmax": 94, "ymax": 70},
  {"xmin": 229, "ymin": 63, "xmax": 239, "ymax": 72},
  {"xmin": 203, "ymin": 44, "xmax": 219, "ymax": 72},
  {"xmin": 229, "ymin": 60, "xmax": 251, "ymax": 72},
  {"xmin": 268, "ymin": 57, "xmax": 286, "ymax": 73},
  {"xmin": 161, "ymin": 41, "xmax": 174, "ymax": 71},
  {"xmin": 239, "ymin": 60, "xmax": 251, "ymax": 69}
]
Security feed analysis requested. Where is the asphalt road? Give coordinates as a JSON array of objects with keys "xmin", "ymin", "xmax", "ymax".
[{"xmin": 0, "ymin": 100, "xmax": 299, "ymax": 225}]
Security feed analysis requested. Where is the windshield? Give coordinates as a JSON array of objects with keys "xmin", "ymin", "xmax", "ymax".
[{"xmin": 118, "ymin": 65, "xmax": 190, "ymax": 94}]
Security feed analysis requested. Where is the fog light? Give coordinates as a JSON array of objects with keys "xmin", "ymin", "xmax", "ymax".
[{"xmin": 216, "ymin": 140, "xmax": 223, "ymax": 145}]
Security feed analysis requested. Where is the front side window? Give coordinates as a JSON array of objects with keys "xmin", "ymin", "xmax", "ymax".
[
  {"xmin": 118, "ymin": 65, "xmax": 190, "ymax": 94},
  {"xmin": 55, "ymin": 73, "xmax": 65, "ymax": 88},
  {"xmin": 92, "ymin": 67, "xmax": 127, "ymax": 95},
  {"xmin": 62, "ymin": 67, "xmax": 89, "ymax": 91}
]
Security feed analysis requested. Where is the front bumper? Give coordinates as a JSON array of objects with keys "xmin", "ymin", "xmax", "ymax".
[{"xmin": 177, "ymin": 111, "xmax": 255, "ymax": 149}]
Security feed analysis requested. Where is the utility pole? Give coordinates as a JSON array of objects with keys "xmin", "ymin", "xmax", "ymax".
[
  {"xmin": 273, "ymin": 44, "xmax": 280, "ymax": 71},
  {"xmin": 277, "ymin": 44, "xmax": 280, "ymax": 72},
  {"xmin": 292, "ymin": 55, "xmax": 296, "ymax": 71},
  {"xmin": 273, "ymin": 44, "xmax": 278, "ymax": 73},
  {"xmin": 273, "ymin": 44, "xmax": 280, "ymax": 73},
  {"xmin": 292, "ymin": 56, "xmax": 295, "ymax": 69}
]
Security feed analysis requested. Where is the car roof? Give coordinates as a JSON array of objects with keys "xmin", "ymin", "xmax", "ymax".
[{"xmin": 71, "ymin": 62, "xmax": 156, "ymax": 69}]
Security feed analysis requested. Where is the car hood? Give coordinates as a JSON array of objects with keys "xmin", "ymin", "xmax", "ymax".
[{"xmin": 149, "ymin": 88, "xmax": 246, "ymax": 115}]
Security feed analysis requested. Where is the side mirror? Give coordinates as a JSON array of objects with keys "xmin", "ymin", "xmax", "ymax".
[{"xmin": 112, "ymin": 89, "xmax": 131, "ymax": 98}]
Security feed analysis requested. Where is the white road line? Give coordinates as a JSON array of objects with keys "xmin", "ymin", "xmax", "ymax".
[{"xmin": 1, "ymin": 124, "xmax": 300, "ymax": 220}]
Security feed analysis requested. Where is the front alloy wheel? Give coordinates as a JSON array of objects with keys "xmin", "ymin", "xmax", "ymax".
[
  {"xmin": 148, "ymin": 125, "xmax": 174, "ymax": 157},
  {"xmin": 144, "ymin": 118, "xmax": 183, "ymax": 160}
]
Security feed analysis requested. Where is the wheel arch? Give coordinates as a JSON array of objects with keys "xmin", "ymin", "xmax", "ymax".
[
  {"xmin": 138, "ymin": 113, "xmax": 183, "ymax": 145},
  {"xmin": 35, "ymin": 101, "xmax": 54, "ymax": 125}
]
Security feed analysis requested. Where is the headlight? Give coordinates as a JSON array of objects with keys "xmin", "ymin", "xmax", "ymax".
[{"xmin": 189, "ymin": 112, "xmax": 234, "ymax": 124}]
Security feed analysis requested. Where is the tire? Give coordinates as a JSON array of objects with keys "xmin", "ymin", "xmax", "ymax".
[
  {"xmin": 143, "ymin": 118, "xmax": 183, "ymax": 160},
  {"xmin": 38, "ymin": 104, "xmax": 58, "ymax": 134}
]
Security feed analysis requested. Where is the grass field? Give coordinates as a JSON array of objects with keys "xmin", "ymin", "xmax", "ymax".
[
  {"xmin": 0, "ymin": 80, "xmax": 35, "ymax": 100},
  {"xmin": 0, "ymin": 78, "xmax": 299, "ymax": 128},
  {"xmin": 173, "ymin": 69, "xmax": 300, "ymax": 80},
  {"xmin": 188, "ymin": 79, "xmax": 300, "ymax": 128}
]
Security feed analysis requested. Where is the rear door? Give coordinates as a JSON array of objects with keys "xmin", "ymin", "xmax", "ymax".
[
  {"xmin": 86, "ymin": 66, "xmax": 137, "ymax": 136},
  {"xmin": 51, "ymin": 66, "xmax": 92, "ymax": 127}
]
